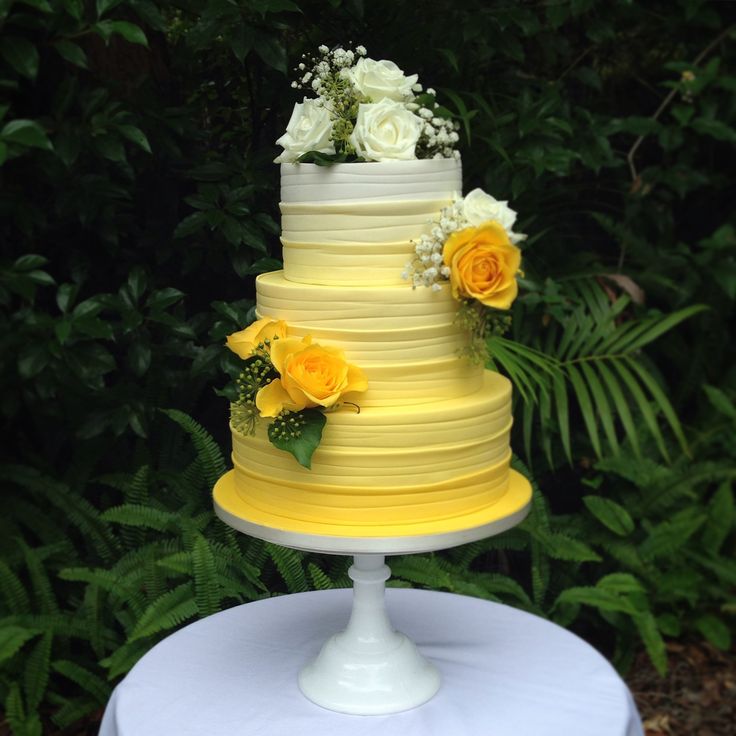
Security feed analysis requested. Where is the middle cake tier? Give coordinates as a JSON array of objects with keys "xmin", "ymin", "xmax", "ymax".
[{"xmin": 256, "ymin": 270, "xmax": 484, "ymax": 407}]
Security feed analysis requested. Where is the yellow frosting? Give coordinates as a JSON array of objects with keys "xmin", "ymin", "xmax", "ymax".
[{"xmin": 225, "ymin": 159, "xmax": 529, "ymax": 535}]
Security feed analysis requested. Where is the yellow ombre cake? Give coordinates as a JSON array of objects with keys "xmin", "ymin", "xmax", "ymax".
[{"xmin": 217, "ymin": 157, "xmax": 532, "ymax": 537}]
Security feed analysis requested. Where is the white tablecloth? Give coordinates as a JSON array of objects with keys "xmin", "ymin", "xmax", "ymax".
[{"xmin": 100, "ymin": 588, "xmax": 644, "ymax": 736}]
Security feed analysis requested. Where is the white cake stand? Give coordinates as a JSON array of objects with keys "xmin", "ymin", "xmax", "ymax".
[{"xmin": 213, "ymin": 469, "xmax": 531, "ymax": 716}]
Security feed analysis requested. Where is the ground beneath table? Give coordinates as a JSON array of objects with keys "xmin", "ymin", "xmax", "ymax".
[{"xmin": 626, "ymin": 640, "xmax": 736, "ymax": 736}]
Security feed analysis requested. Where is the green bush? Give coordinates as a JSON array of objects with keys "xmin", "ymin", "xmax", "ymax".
[{"xmin": 1, "ymin": 0, "xmax": 734, "ymax": 731}]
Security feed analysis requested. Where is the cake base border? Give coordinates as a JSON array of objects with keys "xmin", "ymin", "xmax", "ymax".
[{"xmin": 212, "ymin": 469, "xmax": 532, "ymax": 555}]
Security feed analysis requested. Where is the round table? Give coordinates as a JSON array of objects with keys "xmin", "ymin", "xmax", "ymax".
[{"xmin": 99, "ymin": 588, "xmax": 644, "ymax": 736}]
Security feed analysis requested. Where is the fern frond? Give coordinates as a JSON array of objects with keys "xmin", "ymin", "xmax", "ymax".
[
  {"xmin": 128, "ymin": 583, "xmax": 198, "ymax": 641},
  {"xmin": 192, "ymin": 534, "xmax": 221, "ymax": 617},
  {"xmin": 100, "ymin": 639, "xmax": 151, "ymax": 680},
  {"xmin": 19, "ymin": 541, "xmax": 58, "ymax": 614},
  {"xmin": 307, "ymin": 563, "xmax": 335, "ymax": 591},
  {"xmin": 162, "ymin": 409, "xmax": 226, "ymax": 491},
  {"xmin": 23, "ymin": 632, "xmax": 51, "ymax": 712},
  {"xmin": 0, "ymin": 625, "xmax": 39, "ymax": 664},
  {"xmin": 0, "ymin": 560, "xmax": 30, "ymax": 613},
  {"xmin": 102, "ymin": 504, "xmax": 177, "ymax": 531},
  {"xmin": 1, "ymin": 465, "xmax": 120, "ymax": 562},
  {"xmin": 390, "ymin": 556, "xmax": 453, "ymax": 589},
  {"xmin": 265, "ymin": 544, "xmax": 308, "ymax": 593},
  {"xmin": 50, "ymin": 696, "xmax": 99, "ymax": 730},
  {"xmin": 52, "ymin": 660, "xmax": 112, "ymax": 704}
]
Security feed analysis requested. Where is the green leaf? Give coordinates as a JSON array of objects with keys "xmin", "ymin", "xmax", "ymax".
[
  {"xmin": 146, "ymin": 287, "xmax": 184, "ymax": 311},
  {"xmin": 1, "ymin": 37, "xmax": 40, "ymax": 80},
  {"xmin": 95, "ymin": 20, "xmax": 149, "ymax": 47},
  {"xmin": 1, "ymin": 119, "xmax": 52, "ymax": 150},
  {"xmin": 691, "ymin": 117, "xmax": 736, "ymax": 142},
  {"xmin": 702, "ymin": 482, "xmax": 734, "ymax": 555},
  {"xmin": 128, "ymin": 341, "xmax": 151, "ymax": 377},
  {"xmin": 174, "ymin": 211, "xmax": 208, "ymax": 238},
  {"xmin": 96, "ymin": 0, "xmax": 123, "ymax": 17},
  {"xmin": 53, "ymin": 40, "xmax": 88, "ymax": 69},
  {"xmin": 565, "ymin": 363, "xmax": 602, "ymax": 457},
  {"xmin": 253, "ymin": 35, "xmax": 286, "ymax": 73},
  {"xmin": 703, "ymin": 384, "xmax": 736, "ymax": 420},
  {"xmin": 555, "ymin": 586, "xmax": 637, "ymax": 615},
  {"xmin": 14, "ymin": 254, "xmax": 47, "ymax": 270},
  {"xmin": 117, "ymin": 124, "xmax": 152, "ymax": 153},
  {"xmin": 296, "ymin": 150, "xmax": 351, "ymax": 166},
  {"xmin": 583, "ymin": 496, "xmax": 635, "ymax": 536},
  {"xmin": 695, "ymin": 614, "xmax": 732, "ymax": 651},
  {"xmin": 268, "ymin": 409, "xmax": 326, "ymax": 469}
]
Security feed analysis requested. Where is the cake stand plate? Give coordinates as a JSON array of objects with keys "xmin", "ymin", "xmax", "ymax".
[
  {"xmin": 213, "ymin": 468, "xmax": 531, "ymax": 555},
  {"xmin": 213, "ymin": 470, "xmax": 532, "ymax": 715}
]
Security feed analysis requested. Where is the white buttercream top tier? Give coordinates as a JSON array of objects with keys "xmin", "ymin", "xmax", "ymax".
[
  {"xmin": 280, "ymin": 158, "xmax": 462, "ymax": 204},
  {"xmin": 278, "ymin": 158, "xmax": 463, "ymax": 286}
]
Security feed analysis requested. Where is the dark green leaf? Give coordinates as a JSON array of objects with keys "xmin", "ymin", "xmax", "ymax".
[
  {"xmin": 1, "ymin": 37, "xmax": 40, "ymax": 80},
  {"xmin": 1, "ymin": 119, "xmax": 52, "ymax": 150},
  {"xmin": 18, "ymin": 344, "xmax": 49, "ymax": 379},
  {"xmin": 95, "ymin": 20, "xmax": 149, "ymax": 47},
  {"xmin": 268, "ymin": 409, "xmax": 326, "ymax": 468},
  {"xmin": 96, "ymin": 0, "xmax": 123, "ymax": 17},
  {"xmin": 53, "ymin": 40, "xmax": 88, "ymax": 69},
  {"xmin": 583, "ymin": 496, "xmax": 635, "ymax": 536},
  {"xmin": 116, "ymin": 123, "xmax": 151, "ymax": 153},
  {"xmin": 253, "ymin": 35, "xmax": 286, "ymax": 74}
]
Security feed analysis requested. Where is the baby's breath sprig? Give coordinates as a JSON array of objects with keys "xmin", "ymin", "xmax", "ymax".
[
  {"xmin": 402, "ymin": 200, "xmax": 466, "ymax": 291},
  {"xmin": 291, "ymin": 44, "xmax": 368, "ymax": 155},
  {"xmin": 411, "ymin": 91, "xmax": 461, "ymax": 160}
]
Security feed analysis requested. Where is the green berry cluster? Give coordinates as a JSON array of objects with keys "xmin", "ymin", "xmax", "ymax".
[{"xmin": 269, "ymin": 412, "xmax": 307, "ymax": 441}]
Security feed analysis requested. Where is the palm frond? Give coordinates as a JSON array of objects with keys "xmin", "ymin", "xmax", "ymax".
[{"xmin": 497, "ymin": 278, "xmax": 703, "ymax": 465}]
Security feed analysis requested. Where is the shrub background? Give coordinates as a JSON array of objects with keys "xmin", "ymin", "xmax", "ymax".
[{"xmin": 1, "ymin": 1, "xmax": 734, "ymax": 733}]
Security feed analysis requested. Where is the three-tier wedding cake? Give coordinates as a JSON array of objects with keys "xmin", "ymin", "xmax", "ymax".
[{"xmin": 214, "ymin": 46, "xmax": 531, "ymax": 539}]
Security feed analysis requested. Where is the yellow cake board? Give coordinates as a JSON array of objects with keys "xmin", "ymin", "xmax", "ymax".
[{"xmin": 213, "ymin": 469, "xmax": 532, "ymax": 555}]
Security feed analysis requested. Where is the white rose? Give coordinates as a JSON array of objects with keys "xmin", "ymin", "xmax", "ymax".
[
  {"xmin": 274, "ymin": 97, "xmax": 335, "ymax": 163},
  {"xmin": 350, "ymin": 99, "xmax": 422, "ymax": 161},
  {"xmin": 462, "ymin": 188, "xmax": 518, "ymax": 232},
  {"xmin": 346, "ymin": 57, "xmax": 418, "ymax": 102}
]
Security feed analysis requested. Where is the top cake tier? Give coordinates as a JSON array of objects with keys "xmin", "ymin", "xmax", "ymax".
[{"xmin": 279, "ymin": 159, "xmax": 462, "ymax": 286}]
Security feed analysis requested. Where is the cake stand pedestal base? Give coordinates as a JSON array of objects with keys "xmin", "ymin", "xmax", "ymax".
[
  {"xmin": 213, "ymin": 468, "xmax": 533, "ymax": 715},
  {"xmin": 298, "ymin": 554, "xmax": 439, "ymax": 715}
]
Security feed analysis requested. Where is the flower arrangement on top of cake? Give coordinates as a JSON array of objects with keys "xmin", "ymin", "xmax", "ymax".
[{"xmin": 274, "ymin": 44, "xmax": 460, "ymax": 164}]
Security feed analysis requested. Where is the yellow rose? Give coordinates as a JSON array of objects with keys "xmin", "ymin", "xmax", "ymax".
[
  {"xmin": 256, "ymin": 335, "xmax": 368, "ymax": 418},
  {"xmin": 226, "ymin": 318, "xmax": 288, "ymax": 359},
  {"xmin": 442, "ymin": 221, "xmax": 522, "ymax": 309}
]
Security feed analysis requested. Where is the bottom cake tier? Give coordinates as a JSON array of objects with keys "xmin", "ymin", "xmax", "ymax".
[{"xmin": 225, "ymin": 371, "xmax": 530, "ymax": 533}]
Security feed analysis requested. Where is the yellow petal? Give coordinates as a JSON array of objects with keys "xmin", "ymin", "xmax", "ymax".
[
  {"xmin": 270, "ymin": 335, "xmax": 310, "ymax": 376},
  {"xmin": 256, "ymin": 378, "xmax": 303, "ymax": 418}
]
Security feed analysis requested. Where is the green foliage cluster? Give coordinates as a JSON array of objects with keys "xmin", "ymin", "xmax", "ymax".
[{"xmin": 1, "ymin": 0, "xmax": 734, "ymax": 731}]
